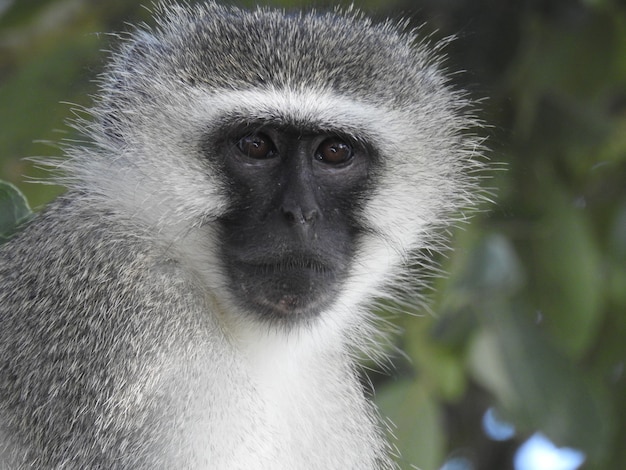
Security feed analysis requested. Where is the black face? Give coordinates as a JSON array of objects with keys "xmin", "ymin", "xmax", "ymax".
[{"xmin": 212, "ymin": 124, "xmax": 375, "ymax": 322}]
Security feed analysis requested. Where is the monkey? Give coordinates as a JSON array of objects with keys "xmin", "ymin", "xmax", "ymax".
[{"xmin": 0, "ymin": 2, "xmax": 485, "ymax": 469}]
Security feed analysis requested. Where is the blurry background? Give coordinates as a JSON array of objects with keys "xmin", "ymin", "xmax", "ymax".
[{"xmin": 1, "ymin": 0, "xmax": 625, "ymax": 469}]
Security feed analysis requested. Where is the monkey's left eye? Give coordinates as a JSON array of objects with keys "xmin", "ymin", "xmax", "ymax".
[
  {"xmin": 236, "ymin": 133, "xmax": 277, "ymax": 159},
  {"xmin": 315, "ymin": 138, "xmax": 354, "ymax": 165}
]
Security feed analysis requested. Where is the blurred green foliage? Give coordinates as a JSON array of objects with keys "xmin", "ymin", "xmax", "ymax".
[{"xmin": 1, "ymin": 0, "xmax": 625, "ymax": 469}]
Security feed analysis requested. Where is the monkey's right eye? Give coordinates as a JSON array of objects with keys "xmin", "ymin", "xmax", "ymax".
[{"xmin": 236, "ymin": 133, "xmax": 277, "ymax": 159}]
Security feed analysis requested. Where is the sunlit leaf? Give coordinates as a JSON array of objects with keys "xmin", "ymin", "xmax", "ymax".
[{"xmin": 405, "ymin": 315, "xmax": 468, "ymax": 401}]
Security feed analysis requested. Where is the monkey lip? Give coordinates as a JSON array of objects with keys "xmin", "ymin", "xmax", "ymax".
[
  {"xmin": 228, "ymin": 255, "xmax": 340, "ymax": 318},
  {"xmin": 240, "ymin": 256, "xmax": 333, "ymax": 274}
]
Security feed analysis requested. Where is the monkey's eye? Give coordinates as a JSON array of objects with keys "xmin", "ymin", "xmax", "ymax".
[
  {"xmin": 315, "ymin": 138, "xmax": 354, "ymax": 165},
  {"xmin": 236, "ymin": 133, "xmax": 277, "ymax": 159}
]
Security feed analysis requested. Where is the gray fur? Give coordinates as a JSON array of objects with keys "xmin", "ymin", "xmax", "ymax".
[{"xmin": 0, "ymin": 2, "xmax": 485, "ymax": 468}]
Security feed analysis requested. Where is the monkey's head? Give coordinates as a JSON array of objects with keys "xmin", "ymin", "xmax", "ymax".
[{"xmin": 68, "ymin": 2, "xmax": 483, "ymax": 328}]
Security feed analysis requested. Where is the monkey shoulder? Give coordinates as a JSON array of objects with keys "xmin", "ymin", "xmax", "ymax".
[
  {"xmin": 0, "ymin": 193, "xmax": 222, "ymax": 468},
  {"xmin": 0, "ymin": 192, "xmax": 193, "ymax": 319}
]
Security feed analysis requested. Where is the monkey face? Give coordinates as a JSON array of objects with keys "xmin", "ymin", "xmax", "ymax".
[
  {"xmin": 75, "ymin": 3, "xmax": 484, "ymax": 331},
  {"xmin": 213, "ymin": 124, "xmax": 377, "ymax": 322}
]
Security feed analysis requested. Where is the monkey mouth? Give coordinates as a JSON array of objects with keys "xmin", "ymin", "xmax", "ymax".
[
  {"xmin": 245, "ymin": 257, "xmax": 332, "ymax": 275},
  {"xmin": 227, "ymin": 256, "xmax": 341, "ymax": 320}
]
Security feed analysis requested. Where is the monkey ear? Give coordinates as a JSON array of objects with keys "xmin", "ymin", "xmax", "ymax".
[{"xmin": 96, "ymin": 34, "xmax": 167, "ymax": 145}]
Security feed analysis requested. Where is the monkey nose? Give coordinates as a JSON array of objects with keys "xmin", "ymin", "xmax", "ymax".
[
  {"xmin": 279, "ymin": 199, "xmax": 321, "ymax": 241},
  {"xmin": 281, "ymin": 205, "xmax": 319, "ymax": 225}
]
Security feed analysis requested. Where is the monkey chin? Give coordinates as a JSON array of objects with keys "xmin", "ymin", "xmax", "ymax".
[{"xmin": 228, "ymin": 259, "xmax": 342, "ymax": 322}]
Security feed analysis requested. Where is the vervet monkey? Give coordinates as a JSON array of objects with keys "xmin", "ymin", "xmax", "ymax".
[{"xmin": 0, "ymin": 2, "xmax": 485, "ymax": 468}]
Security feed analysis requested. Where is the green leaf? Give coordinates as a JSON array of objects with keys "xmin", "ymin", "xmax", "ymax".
[
  {"xmin": 468, "ymin": 304, "xmax": 612, "ymax": 463},
  {"xmin": 0, "ymin": 180, "xmax": 32, "ymax": 243},
  {"xmin": 530, "ymin": 189, "xmax": 604, "ymax": 357},
  {"xmin": 457, "ymin": 233, "xmax": 526, "ymax": 300},
  {"xmin": 405, "ymin": 315, "xmax": 468, "ymax": 401},
  {"xmin": 376, "ymin": 379, "xmax": 446, "ymax": 470}
]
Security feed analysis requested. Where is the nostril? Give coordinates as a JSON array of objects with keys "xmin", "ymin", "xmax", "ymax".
[
  {"xmin": 281, "ymin": 206, "xmax": 319, "ymax": 225},
  {"xmin": 282, "ymin": 208, "xmax": 297, "ymax": 224},
  {"xmin": 302, "ymin": 208, "xmax": 319, "ymax": 223}
]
